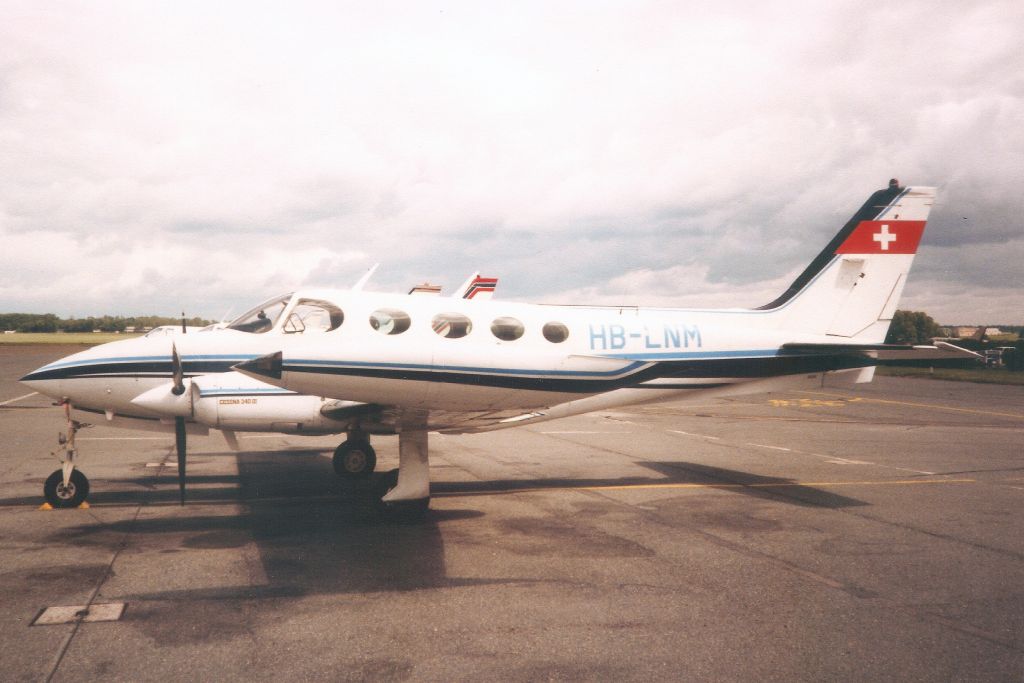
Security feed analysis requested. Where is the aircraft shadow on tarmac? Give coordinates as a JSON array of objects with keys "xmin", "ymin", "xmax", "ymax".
[
  {"xmin": 432, "ymin": 460, "xmax": 868, "ymax": 510},
  {"xmin": 35, "ymin": 450, "xmax": 500, "ymax": 606},
  {"xmin": 18, "ymin": 450, "xmax": 865, "ymax": 606},
  {"xmin": 4, "ymin": 450, "xmax": 869, "ymax": 511}
]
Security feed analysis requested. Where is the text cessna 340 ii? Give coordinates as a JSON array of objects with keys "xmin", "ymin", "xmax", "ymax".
[{"xmin": 22, "ymin": 180, "xmax": 975, "ymax": 512}]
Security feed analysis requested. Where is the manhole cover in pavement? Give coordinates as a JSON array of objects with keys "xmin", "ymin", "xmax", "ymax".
[{"xmin": 32, "ymin": 603, "xmax": 126, "ymax": 626}]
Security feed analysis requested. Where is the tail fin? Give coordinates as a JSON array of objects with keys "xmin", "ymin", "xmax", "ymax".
[
  {"xmin": 759, "ymin": 179, "xmax": 936, "ymax": 343},
  {"xmin": 455, "ymin": 274, "xmax": 499, "ymax": 300}
]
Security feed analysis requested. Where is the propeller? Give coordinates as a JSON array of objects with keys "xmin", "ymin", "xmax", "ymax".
[
  {"xmin": 175, "ymin": 415, "xmax": 186, "ymax": 505},
  {"xmin": 171, "ymin": 343, "xmax": 186, "ymax": 396},
  {"xmin": 170, "ymin": 342, "xmax": 187, "ymax": 504}
]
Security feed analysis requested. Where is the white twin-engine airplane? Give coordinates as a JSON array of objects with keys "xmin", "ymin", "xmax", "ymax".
[{"xmin": 22, "ymin": 180, "xmax": 974, "ymax": 512}]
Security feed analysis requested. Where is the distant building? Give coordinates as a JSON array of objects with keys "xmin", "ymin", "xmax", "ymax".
[
  {"xmin": 408, "ymin": 283, "xmax": 443, "ymax": 296},
  {"xmin": 952, "ymin": 326, "xmax": 1003, "ymax": 338}
]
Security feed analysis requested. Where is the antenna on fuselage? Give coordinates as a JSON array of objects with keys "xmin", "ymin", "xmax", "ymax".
[{"xmin": 352, "ymin": 263, "xmax": 380, "ymax": 291}]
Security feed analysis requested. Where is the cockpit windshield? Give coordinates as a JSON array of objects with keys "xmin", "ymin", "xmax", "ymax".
[{"xmin": 226, "ymin": 294, "xmax": 292, "ymax": 334}]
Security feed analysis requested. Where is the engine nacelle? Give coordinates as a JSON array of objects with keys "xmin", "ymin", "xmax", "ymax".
[
  {"xmin": 130, "ymin": 371, "xmax": 367, "ymax": 435},
  {"xmin": 190, "ymin": 373, "xmax": 347, "ymax": 434}
]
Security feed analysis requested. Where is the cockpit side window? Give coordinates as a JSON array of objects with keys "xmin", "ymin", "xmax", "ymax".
[
  {"xmin": 283, "ymin": 299, "xmax": 345, "ymax": 334},
  {"xmin": 227, "ymin": 294, "xmax": 291, "ymax": 334}
]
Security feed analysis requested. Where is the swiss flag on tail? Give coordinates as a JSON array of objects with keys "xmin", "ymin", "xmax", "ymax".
[{"xmin": 836, "ymin": 220, "xmax": 926, "ymax": 255}]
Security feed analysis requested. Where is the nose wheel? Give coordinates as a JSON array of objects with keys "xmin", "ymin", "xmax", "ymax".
[{"xmin": 44, "ymin": 469, "xmax": 90, "ymax": 508}]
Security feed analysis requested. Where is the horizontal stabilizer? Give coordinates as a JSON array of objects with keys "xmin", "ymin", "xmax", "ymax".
[{"xmin": 782, "ymin": 341, "xmax": 982, "ymax": 363}]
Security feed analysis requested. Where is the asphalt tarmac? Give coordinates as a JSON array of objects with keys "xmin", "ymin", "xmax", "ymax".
[{"xmin": 1, "ymin": 345, "xmax": 1022, "ymax": 681}]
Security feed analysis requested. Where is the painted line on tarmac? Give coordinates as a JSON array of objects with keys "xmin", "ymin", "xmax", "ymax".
[
  {"xmin": 768, "ymin": 444, "xmax": 934, "ymax": 476},
  {"xmin": 0, "ymin": 391, "xmax": 38, "ymax": 406},
  {"xmin": 541, "ymin": 430, "xmax": 633, "ymax": 434},
  {"xmin": 78, "ymin": 436, "xmax": 169, "ymax": 441},
  {"xmin": 429, "ymin": 478, "xmax": 977, "ymax": 499},
  {"xmin": 747, "ymin": 443, "xmax": 792, "ymax": 452},
  {"xmin": 794, "ymin": 390, "xmax": 1024, "ymax": 420},
  {"xmin": 577, "ymin": 478, "xmax": 975, "ymax": 492},
  {"xmin": 668, "ymin": 429, "xmax": 935, "ymax": 475},
  {"xmin": 667, "ymin": 429, "xmax": 721, "ymax": 440}
]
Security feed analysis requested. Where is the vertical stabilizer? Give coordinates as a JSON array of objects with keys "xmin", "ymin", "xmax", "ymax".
[{"xmin": 759, "ymin": 180, "xmax": 936, "ymax": 343}]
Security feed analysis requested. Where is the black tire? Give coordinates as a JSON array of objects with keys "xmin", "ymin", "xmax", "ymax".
[
  {"xmin": 44, "ymin": 469, "xmax": 90, "ymax": 509},
  {"xmin": 332, "ymin": 440, "xmax": 376, "ymax": 479}
]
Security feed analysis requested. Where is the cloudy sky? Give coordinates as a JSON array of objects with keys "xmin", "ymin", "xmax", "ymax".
[{"xmin": 1, "ymin": 1, "xmax": 1021, "ymax": 324}]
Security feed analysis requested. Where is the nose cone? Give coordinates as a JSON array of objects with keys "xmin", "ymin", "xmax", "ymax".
[
  {"xmin": 20, "ymin": 359, "xmax": 71, "ymax": 398},
  {"xmin": 18, "ymin": 344, "xmax": 113, "ymax": 399}
]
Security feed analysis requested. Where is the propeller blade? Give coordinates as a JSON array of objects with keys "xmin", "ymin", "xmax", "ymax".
[
  {"xmin": 171, "ymin": 343, "xmax": 186, "ymax": 396},
  {"xmin": 175, "ymin": 416, "xmax": 186, "ymax": 505}
]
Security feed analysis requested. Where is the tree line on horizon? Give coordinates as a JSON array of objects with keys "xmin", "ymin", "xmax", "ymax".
[
  {"xmin": 886, "ymin": 310, "xmax": 1024, "ymax": 371},
  {"xmin": 0, "ymin": 313, "xmax": 213, "ymax": 333}
]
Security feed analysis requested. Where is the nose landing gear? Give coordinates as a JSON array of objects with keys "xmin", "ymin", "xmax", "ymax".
[{"xmin": 43, "ymin": 402, "xmax": 91, "ymax": 509}]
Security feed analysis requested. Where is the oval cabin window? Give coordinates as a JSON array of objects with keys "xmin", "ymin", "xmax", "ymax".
[
  {"xmin": 432, "ymin": 312, "xmax": 473, "ymax": 339},
  {"xmin": 369, "ymin": 308, "xmax": 411, "ymax": 335},
  {"xmin": 542, "ymin": 322, "xmax": 569, "ymax": 343},
  {"xmin": 490, "ymin": 317, "xmax": 525, "ymax": 341}
]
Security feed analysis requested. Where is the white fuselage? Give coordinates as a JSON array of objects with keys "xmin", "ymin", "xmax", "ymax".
[{"xmin": 233, "ymin": 288, "xmax": 874, "ymax": 432}]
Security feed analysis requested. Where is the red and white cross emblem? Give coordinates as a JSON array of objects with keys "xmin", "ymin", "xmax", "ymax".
[
  {"xmin": 873, "ymin": 224, "xmax": 897, "ymax": 251},
  {"xmin": 837, "ymin": 220, "xmax": 925, "ymax": 254}
]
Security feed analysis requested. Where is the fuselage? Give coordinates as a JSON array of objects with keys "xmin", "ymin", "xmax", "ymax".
[
  {"xmin": 24, "ymin": 183, "xmax": 937, "ymax": 435},
  {"xmin": 21, "ymin": 287, "xmax": 859, "ymax": 434},
  {"xmin": 235, "ymin": 288, "xmax": 870, "ymax": 428}
]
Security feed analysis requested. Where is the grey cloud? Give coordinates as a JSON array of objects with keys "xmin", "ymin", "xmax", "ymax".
[{"xmin": 1, "ymin": 1, "xmax": 1022, "ymax": 321}]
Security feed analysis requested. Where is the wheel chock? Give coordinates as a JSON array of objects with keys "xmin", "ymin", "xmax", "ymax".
[{"xmin": 37, "ymin": 502, "xmax": 89, "ymax": 511}]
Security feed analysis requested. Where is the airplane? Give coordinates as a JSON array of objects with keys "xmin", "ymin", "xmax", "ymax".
[
  {"xmin": 21, "ymin": 180, "xmax": 976, "ymax": 513},
  {"xmin": 20, "ymin": 274, "xmax": 499, "ymax": 508},
  {"xmin": 228, "ymin": 180, "xmax": 979, "ymax": 511}
]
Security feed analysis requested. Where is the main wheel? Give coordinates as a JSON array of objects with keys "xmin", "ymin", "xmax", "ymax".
[
  {"xmin": 44, "ymin": 469, "xmax": 90, "ymax": 509},
  {"xmin": 332, "ymin": 440, "xmax": 377, "ymax": 479}
]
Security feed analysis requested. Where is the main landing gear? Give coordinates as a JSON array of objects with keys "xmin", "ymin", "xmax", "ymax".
[
  {"xmin": 332, "ymin": 431, "xmax": 377, "ymax": 479},
  {"xmin": 331, "ymin": 420, "xmax": 431, "ymax": 515},
  {"xmin": 43, "ymin": 401, "xmax": 91, "ymax": 509}
]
